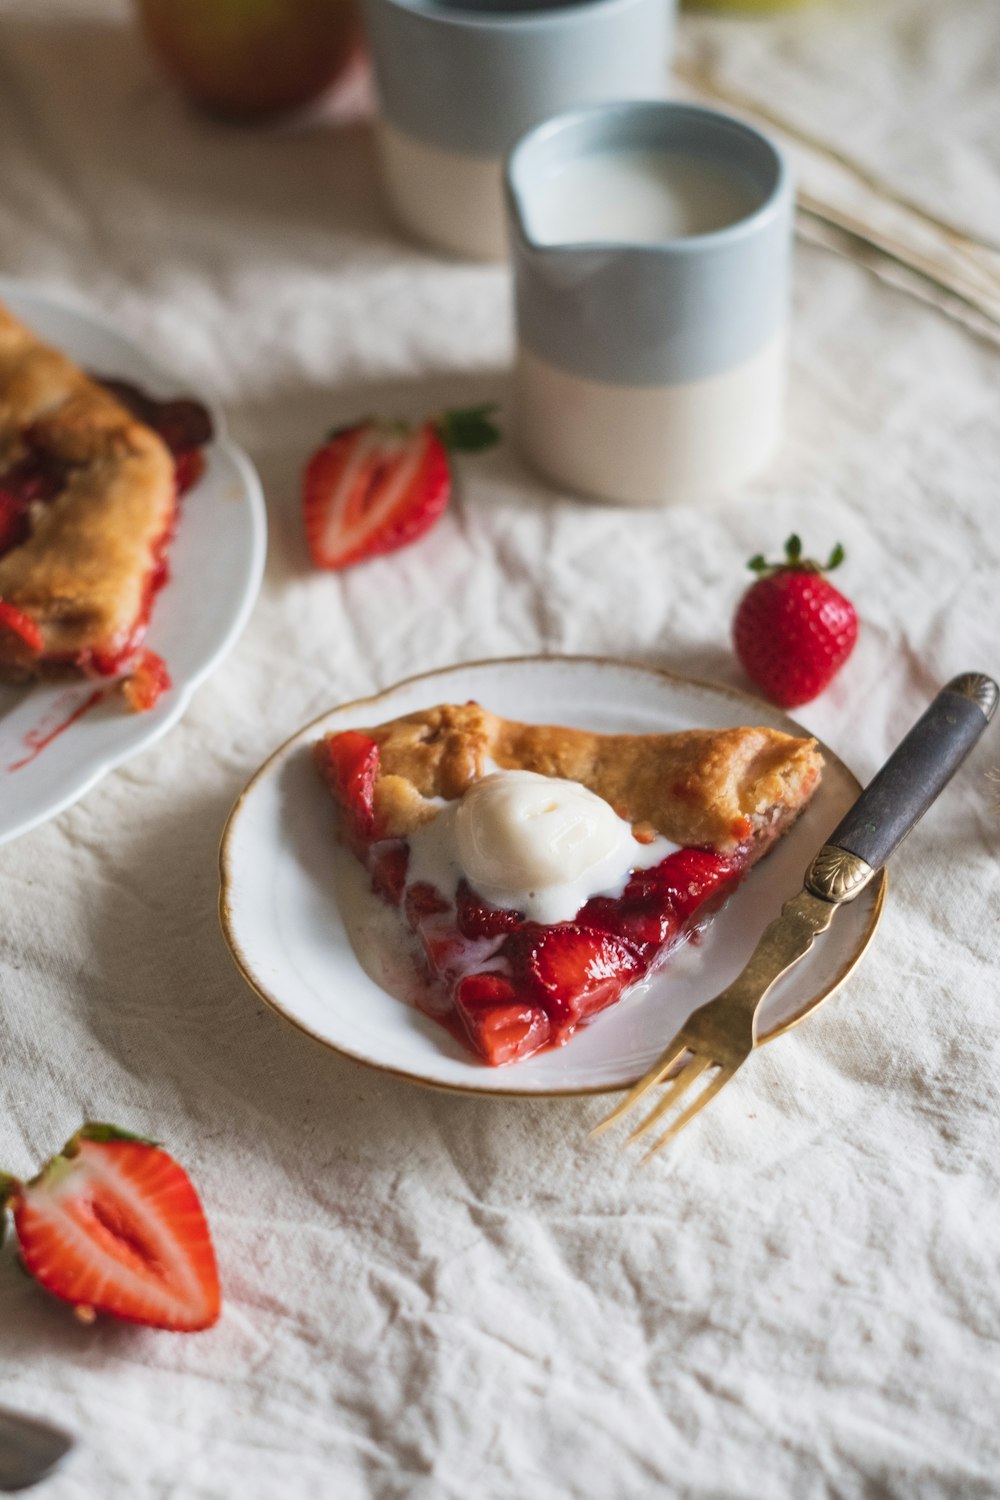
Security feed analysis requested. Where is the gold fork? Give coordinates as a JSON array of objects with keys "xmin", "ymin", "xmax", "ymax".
[
  {"xmin": 591, "ymin": 672, "xmax": 999, "ymax": 1161},
  {"xmin": 591, "ymin": 887, "xmax": 838, "ymax": 1161}
]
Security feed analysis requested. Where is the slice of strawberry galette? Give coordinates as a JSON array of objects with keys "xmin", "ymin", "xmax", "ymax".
[
  {"xmin": 315, "ymin": 702, "xmax": 823, "ymax": 1067},
  {"xmin": 0, "ymin": 300, "xmax": 211, "ymax": 696}
]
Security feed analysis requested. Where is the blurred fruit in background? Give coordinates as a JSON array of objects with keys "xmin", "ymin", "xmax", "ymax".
[
  {"xmin": 683, "ymin": 0, "xmax": 816, "ymax": 10},
  {"xmin": 134, "ymin": 0, "xmax": 363, "ymax": 121}
]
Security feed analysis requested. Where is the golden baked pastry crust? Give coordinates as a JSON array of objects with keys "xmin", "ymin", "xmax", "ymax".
[
  {"xmin": 0, "ymin": 300, "xmax": 175, "ymax": 674},
  {"xmin": 325, "ymin": 701, "xmax": 823, "ymax": 854}
]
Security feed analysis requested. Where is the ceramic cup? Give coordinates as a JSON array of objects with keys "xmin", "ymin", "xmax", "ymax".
[
  {"xmin": 361, "ymin": 0, "xmax": 674, "ymax": 261},
  {"xmin": 506, "ymin": 101, "xmax": 793, "ymax": 506}
]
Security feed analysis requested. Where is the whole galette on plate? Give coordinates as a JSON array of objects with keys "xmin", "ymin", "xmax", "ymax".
[
  {"xmin": 315, "ymin": 701, "xmax": 823, "ymax": 1066},
  {"xmin": 0, "ymin": 299, "xmax": 211, "ymax": 707}
]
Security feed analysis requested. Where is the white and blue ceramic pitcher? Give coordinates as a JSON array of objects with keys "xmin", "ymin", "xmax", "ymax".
[
  {"xmin": 506, "ymin": 102, "xmax": 793, "ymax": 505},
  {"xmin": 362, "ymin": 0, "xmax": 674, "ymax": 260}
]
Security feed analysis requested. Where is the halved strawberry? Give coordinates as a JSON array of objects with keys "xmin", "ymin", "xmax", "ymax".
[
  {"xmin": 314, "ymin": 731, "xmax": 379, "ymax": 839},
  {"xmin": 370, "ymin": 843, "xmax": 409, "ymax": 906},
  {"xmin": 303, "ymin": 420, "xmax": 448, "ymax": 571},
  {"xmin": 0, "ymin": 599, "xmax": 43, "ymax": 653},
  {"xmin": 507, "ymin": 924, "xmax": 643, "ymax": 1027},
  {"xmin": 455, "ymin": 974, "xmax": 550, "ymax": 1067},
  {"xmin": 122, "ymin": 648, "xmax": 172, "ymax": 713},
  {"xmin": 648, "ymin": 849, "xmax": 738, "ymax": 922},
  {"xmin": 455, "ymin": 879, "xmax": 523, "ymax": 940},
  {"xmin": 579, "ymin": 851, "xmax": 737, "ymax": 949},
  {"xmin": 0, "ymin": 1123, "xmax": 220, "ymax": 1332},
  {"xmin": 302, "ymin": 405, "xmax": 499, "ymax": 571},
  {"xmin": 575, "ymin": 890, "xmax": 674, "ymax": 952}
]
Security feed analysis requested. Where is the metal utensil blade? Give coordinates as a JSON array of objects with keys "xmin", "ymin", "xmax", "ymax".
[
  {"xmin": 0, "ymin": 1407, "xmax": 74, "ymax": 1493},
  {"xmin": 737, "ymin": 887, "xmax": 840, "ymax": 1022}
]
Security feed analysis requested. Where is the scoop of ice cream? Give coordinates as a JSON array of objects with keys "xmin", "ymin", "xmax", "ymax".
[{"xmin": 454, "ymin": 771, "xmax": 635, "ymax": 909}]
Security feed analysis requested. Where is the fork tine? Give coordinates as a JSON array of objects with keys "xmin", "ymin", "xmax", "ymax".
[
  {"xmin": 639, "ymin": 1066, "xmax": 733, "ymax": 1163},
  {"xmin": 589, "ymin": 1042, "xmax": 692, "ymax": 1138},
  {"xmin": 624, "ymin": 1055, "xmax": 710, "ymax": 1145}
]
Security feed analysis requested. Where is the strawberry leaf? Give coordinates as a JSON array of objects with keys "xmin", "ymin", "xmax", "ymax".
[
  {"xmin": 325, "ymin": 416, "xmax": 375, "ymax": 442},
  {"xmin": 0, "ymin": 1172, "xmax": 18, "ymax": 1248},
  {"xmin": 0, "ymin": 1172, "xmax": 17, "ymax": 1208},
  {"xmin": 747, "ymin": 536, "xmax": 846, "ymax": 578},
  {"xmin": 436, "ymin": 404, "xmax": 501, "ymax": 454},
  {"xmin": 74, "ymin": 1122, "xmax": 160, "ymax": 1150}
]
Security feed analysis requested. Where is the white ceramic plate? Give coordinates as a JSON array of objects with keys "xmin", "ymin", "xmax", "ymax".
[
  {"xmin": 219, "ymin": 657, "xmax": 885, "ymax": 1096},
  {"xmin": 0, "ymin": 280, "xmax": 266, "ymax": 844}
]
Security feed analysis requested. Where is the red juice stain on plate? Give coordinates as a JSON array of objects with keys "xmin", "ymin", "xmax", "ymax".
[{"xmin": 7, "ymin": 686, "xmax": 112, "ymax": 773}]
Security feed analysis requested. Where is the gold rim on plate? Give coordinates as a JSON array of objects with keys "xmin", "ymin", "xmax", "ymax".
[{"xmin": 218, "ymin": 654, "xmax": 886, "ymax": 1098}]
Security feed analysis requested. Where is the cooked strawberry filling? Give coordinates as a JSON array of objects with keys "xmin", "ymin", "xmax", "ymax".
[
  {"xmin": 0, "ymin": 446, "xmax": 70, "ymax": 560},
  {"xmin": 94, "ymin": 377, "xmax": 214, "ymax": 459},
  {"xmin": 385, "ymin": 842, "xmax": 740, "ymax": 1065},
  {"xmin": 121, "ymin": 648, "xmax": 172, "ymax": 713},
  {"xmin": 0, "ymin": 599, "xmax": 44, "ymax": 652},
  {"xmin": 317, "ymin": 729, "xmax": 379, "ymax": 842},
  {"xmin": 82, "ymin": 514, "xmax": 177, "ymax": 678},
  {"xmin": 318, "ymin": 731, "xmax": 747, "ymax": 1067}
]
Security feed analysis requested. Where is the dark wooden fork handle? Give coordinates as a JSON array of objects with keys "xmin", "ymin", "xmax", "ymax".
[{"xmin": 826, "ymin": 673, "xmax": 998, "ymax": 875}]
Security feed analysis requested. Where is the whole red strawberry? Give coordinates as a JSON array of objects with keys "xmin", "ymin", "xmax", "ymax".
[
  {"xmin": 302, "ymin": 405, "xmax": 500, "ymax": 571},
  {"xmin": 733, "ymin": 535, "xmax": 858, "ymax": 708}
]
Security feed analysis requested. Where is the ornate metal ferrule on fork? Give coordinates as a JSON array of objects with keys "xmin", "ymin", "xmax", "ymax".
[{"xmin": 591, "ymin": 672, "xmax": 998, "ymax": 1161}]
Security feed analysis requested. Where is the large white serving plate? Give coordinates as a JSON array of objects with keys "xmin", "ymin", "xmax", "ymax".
[
  {"xmin": 0, "ymin": 279, "xmax": 266, "ymax": 843},
  {"xmin": 219, "ymin": 657, "xmax": 884, "ymax": 1096}
]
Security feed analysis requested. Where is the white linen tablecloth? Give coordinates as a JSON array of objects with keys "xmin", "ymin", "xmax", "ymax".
[
  {"xmin": 1, "ymin": 3, "xmax": 1000, "ymax": 1496},
  {"xmin": 676, "ymin": 0, "xmax": 1000, "ymax": 342}
]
